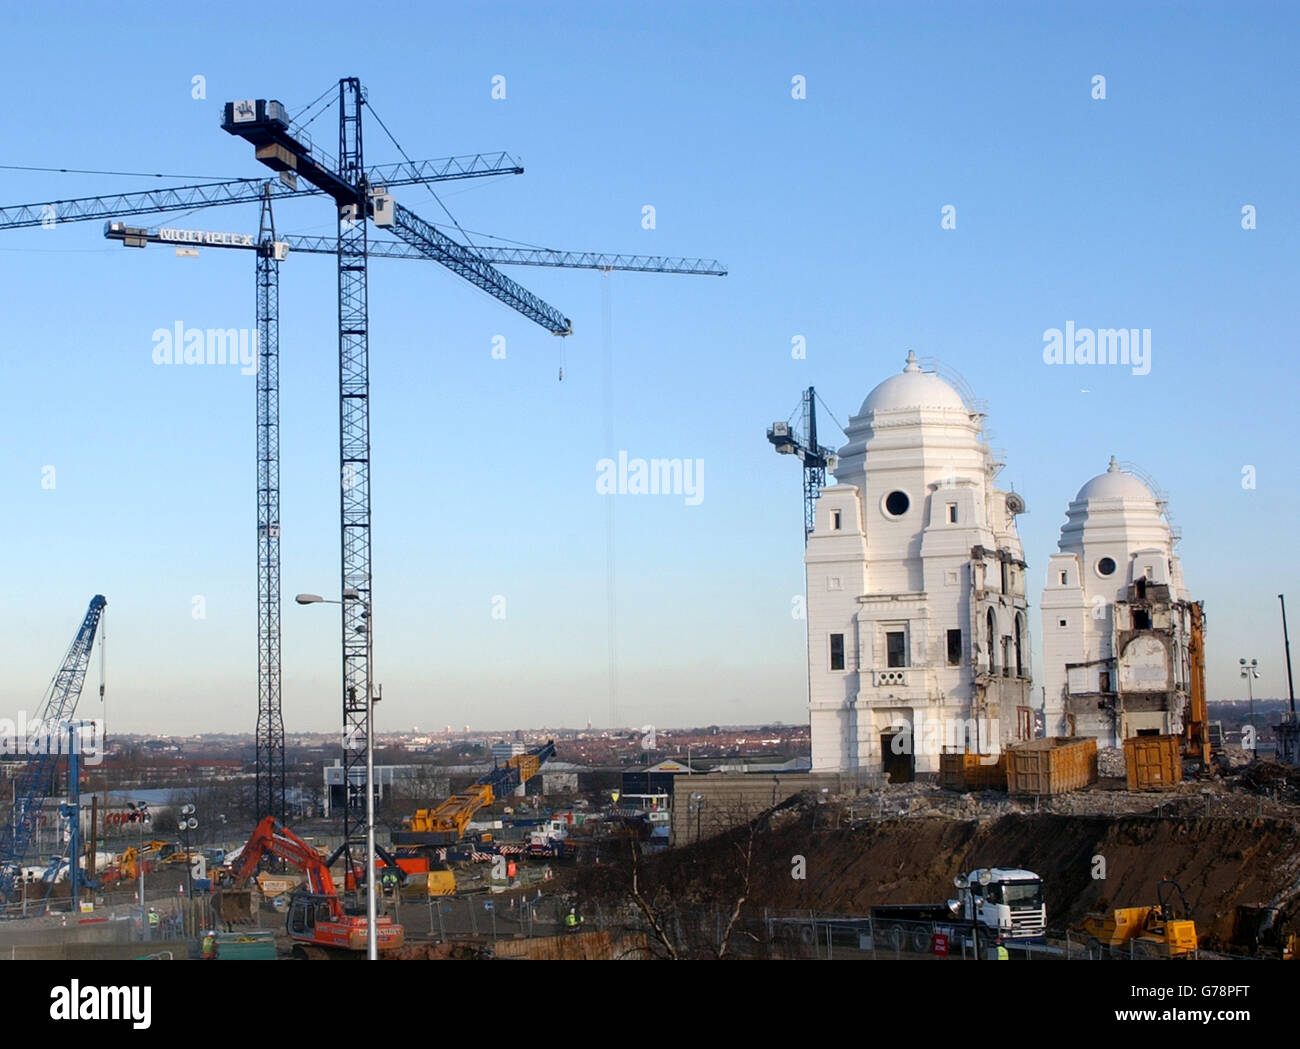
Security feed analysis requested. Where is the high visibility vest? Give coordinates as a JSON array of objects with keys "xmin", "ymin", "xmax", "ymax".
[
  {"xmin": 148, "ymin": 912, "xmax": 159, "ymax": 927},
  {"xmin": 996, "ymin": 945, "xmax": 1009, "ymax": 960},
  {"xmin": 565, "ymin": 913, "xmax": 577, "ymax": 927}
]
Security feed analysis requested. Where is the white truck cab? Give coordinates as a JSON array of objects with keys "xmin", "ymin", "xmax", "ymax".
[{"xmin": 954, "ymin": 867, "xmax": 1046, "ymax": 939}]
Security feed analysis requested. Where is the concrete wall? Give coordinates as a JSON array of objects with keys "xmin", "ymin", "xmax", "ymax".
[
  {"xmin": 542, "ymin": 772, "xmax": 578, "ymax": 794},
  {"xmin": 670, "ymin": 773, "xmax": 863, "ymax": 845}
]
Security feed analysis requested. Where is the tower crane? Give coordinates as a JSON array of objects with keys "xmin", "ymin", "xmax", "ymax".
[
  {"xmin": 767, "ymin": 387, "xmax": 840, "ymax": 543},
  {"xmin": 216, "ymin": 80, "xmax": 725, "ymax": 895},
  {"xmin": 2, "ymin": 81, "xmax": 726, "ymax": 912},
  {"xmin": 3, "ymin": 155, "xmax": 528, "ymax": 831},
  {"xmin": 0, "ymin": 596, "xmax": 107, "ymax": 905}
]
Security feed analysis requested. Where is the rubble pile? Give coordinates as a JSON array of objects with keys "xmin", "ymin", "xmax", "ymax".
[
  {"xmin": 1237, "ymin": 760, "xmax": 1299, "ymax": 804},
  {"xmin": 1097, "ymin": 747, "xmax": 1127, "ymax": 778},
  {"xmin": 836, "ymin": 771, "xmax": 1300, "ymax": 822}
]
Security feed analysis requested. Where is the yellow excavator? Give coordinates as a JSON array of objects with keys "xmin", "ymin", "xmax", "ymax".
[
  {"xmin": 117, "ymin": 840, "xmax": 178, "ymax": 880},
  {"xmin": 1184, "ymin": 603, "xmax": 1227, "ymax": 773},
  {"xmin": 1078, "ymin": 879, "xmax": 1198, "ymax": 959}
]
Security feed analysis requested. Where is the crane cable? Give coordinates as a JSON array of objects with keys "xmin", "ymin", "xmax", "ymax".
[
  {"xmin": 290, "ymin": 83, "xmax": 338, "ymax": 126},
  {"xmin": 97, "ymin": 609, "xmax": 107, "ymax": 745},
  {"xmin": 814, "ymin": 391, "xmax": 847, "ymax": 438},
  {"xmin": 0, "ymin": 164, "xmax": 244, "ymax": 180},
  {"xmin": 98, "ymin": 609, "xmax": 106, "ymax": 701},
  {"xmin": 602, "ymin": 272, "xmax": 617, "ymax": 730},
  {"xmin": 364, "ymin": 100, "xmax": 478, "ymax": 249}
]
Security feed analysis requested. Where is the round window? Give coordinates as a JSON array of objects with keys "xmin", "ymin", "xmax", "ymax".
[
  {"xmin": 884, "ymin": 490, "xmax": 910, "ymax": 517},
  {"xmin": 1097, "ymin": 557, "xmax": 1117, "ymax": 576}
]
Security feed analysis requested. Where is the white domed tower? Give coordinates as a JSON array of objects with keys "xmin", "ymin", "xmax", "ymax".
[
  {"xmin": 806, "ymin": 352, "xmax": 1033, "ymax": 776},
  {"xmin": 1041, "ymin": 458, "xmax": 1197, "ymax": 746}
]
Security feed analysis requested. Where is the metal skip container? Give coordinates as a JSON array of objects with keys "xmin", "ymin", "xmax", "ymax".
[
  {"xmin": 1123, "ymin": 735, "xmax": 1183, "ymax": 791},
  {"xmin": 1005, "ymin": 737, "xmax": 1098, "ymax": 795}
]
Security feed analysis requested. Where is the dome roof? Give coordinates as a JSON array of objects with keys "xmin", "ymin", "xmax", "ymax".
[
  {"xmin": 1074, "ymin": 457, "xmax": 1157, "ymax": 504},
  {"xmin": 859, "ymin": 351, "xmax": 969, "ymax": 415}
]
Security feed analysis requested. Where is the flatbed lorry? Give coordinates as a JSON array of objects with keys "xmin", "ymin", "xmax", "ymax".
[
  {"xmin": 873, "ymin": 867, "xmax": 1047, "ymax": 947},
  {"xmin": 769, "ymin": 867, "xmax": 1046, "ymax": 954}
]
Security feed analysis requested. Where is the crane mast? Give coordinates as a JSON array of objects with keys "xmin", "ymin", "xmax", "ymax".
[
  {"xmin": 255, "ymin": 186, "xmax": 286, "ymax": 826},
  {"xmin": 767, "ymin": 387, "xmax": 838, "ymax": 543},
  {"xmin": 335, "ymin": 79, "xmax": 374, "ymax": 869}
]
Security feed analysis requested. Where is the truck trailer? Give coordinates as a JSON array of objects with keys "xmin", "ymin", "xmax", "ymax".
[{"xmin": 871, "ymin": 867, "xmax": 1046, "ymax": 950}]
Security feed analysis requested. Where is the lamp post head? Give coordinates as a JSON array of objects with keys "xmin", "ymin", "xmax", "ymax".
[{"xmin": 295, "ymin": 594, "xmax": 325, "ymax": 605}]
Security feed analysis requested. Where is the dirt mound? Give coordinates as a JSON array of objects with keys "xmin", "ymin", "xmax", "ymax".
[
  {"xmin": 390, "ymin": 940, "xmax": 490, "ymax": 960},
  {"xmin": 727, "ymin": 812, "xmax": 1300, "ymax": 948}
]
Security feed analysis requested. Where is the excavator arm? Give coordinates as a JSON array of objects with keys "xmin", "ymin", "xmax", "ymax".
[
  {"xmin": 231, "ymin": 817, "xmax": 341, "ymax": 915},
  {"xmin": 1185, "ymin": 603, "xmax": 1211, "ymax": 767}
]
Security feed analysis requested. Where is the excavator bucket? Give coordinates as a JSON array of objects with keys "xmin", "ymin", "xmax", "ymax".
[{"xmin": 217, "ymin": 888, "xmax": 256, "ymax": 924}]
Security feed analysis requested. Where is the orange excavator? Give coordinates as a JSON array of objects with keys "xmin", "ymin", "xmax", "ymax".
[{"xmin": 229, "ymin": 817, "xmax": 404, "ymax": 959}]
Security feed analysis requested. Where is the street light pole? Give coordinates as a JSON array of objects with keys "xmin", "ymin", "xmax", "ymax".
[
  {"xmin": 1240, "ymin": 658, "xmax": 1259, "ymax": 759},
  {"xmin": 138, "ymin": 813, "xmax": 145, "ymax": 934},
  {"xmin": 363, "ymin": 594, "xmax": 377, "ymax": 962}
]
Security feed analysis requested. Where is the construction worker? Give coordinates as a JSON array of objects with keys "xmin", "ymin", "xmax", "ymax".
[
  {"xmin": 147, "ymin": 907, "xmax": 159, "ymax": 939},
  {"xmin": 201, "ymin": 930, "xmax": 216, "ymax": 960},
  {"xmin": 994, "ymin": 936, "xmax": 1009, "ymax": 960},
  {"xmin": 564, "ymin": 907, "xmax": 584, "ymax": 933}
]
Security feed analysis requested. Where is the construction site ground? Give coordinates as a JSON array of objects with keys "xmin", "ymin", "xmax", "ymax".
[{"xmin": 564, "ymin": 755, "xmax": 1300, "ymax": 955}]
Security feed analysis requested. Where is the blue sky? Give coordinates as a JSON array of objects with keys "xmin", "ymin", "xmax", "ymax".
[{"xmin": 2, "ymin": 1, "xmax": 1297, "ymax": 735}]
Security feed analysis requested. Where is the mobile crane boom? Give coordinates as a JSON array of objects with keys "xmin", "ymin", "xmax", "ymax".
[
  {"xmin": 397, "ymin": 740, "xmax": 556, "ymax": 846},
  {"xmin": 0, "ymin": 596, "xmax": 106, "ymax": 904}
]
